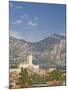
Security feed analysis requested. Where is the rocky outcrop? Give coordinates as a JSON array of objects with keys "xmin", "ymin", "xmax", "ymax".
[{"xmin": 9, "ymin": 34, "xmax": 66, "ymax": 68}]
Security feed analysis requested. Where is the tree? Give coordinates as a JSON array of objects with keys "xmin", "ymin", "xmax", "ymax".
[
  {"xmin": 16, "ymin": 68, "xmax": 32, "ymax": 88},
  {"xmin": 48, "ymin": 70, "xmax": 64, "ymax": 81}
]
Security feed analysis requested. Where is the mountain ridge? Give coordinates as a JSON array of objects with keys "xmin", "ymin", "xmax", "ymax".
[{"xmin": 9, "ymin": 33, "xmax": 66, "ymax": 68}]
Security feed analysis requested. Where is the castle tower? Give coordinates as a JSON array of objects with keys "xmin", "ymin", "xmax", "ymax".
[{"xmin": 27, "ymin": 53, "xmax": 32, "ymax": 65}]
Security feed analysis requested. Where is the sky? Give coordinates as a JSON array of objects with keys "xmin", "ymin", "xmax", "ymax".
[{"xmin": 9, "ymin": 1, "xmax": 66, "ymax": 42}]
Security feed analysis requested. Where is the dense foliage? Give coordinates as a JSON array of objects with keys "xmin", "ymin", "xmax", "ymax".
[
  {"xmin": 16, "ymin": 68, "xmax": 65, "ymax": 88},
  {"xmin": 16, "ymin": 68, "xmax": 32, "ymax": 88},
  {"xmin": 48, "ymin": 70, "xmax": 64, "ymax": 81}
]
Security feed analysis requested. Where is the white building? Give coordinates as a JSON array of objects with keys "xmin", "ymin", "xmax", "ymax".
[
  {"xmin": 48, "ymin": 68, "xmax": 56, "ymax": 73},
  {"xmin": 27, "ymin": 53, "xmax": 32, "ymax": 65},
  {"xmin": 19, "ymin": 54, "xmax": 39, "ymax": 70},
  {"xmin": 10, "ymin": 54, "xmax": 39, "ymax": 73}
]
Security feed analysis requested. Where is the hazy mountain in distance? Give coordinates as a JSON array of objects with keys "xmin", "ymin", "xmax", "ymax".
[{"xmin": 9, "ymin": 33, "xmax": 66, "ymax": 68}]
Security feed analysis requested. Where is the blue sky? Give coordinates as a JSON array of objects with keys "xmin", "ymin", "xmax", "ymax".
[{"xmin": 9, "ymin": 1, "xmax": 66, "ymax": 42}]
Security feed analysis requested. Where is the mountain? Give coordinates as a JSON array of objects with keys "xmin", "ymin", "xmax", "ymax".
[{"xmin": 9, "ymin": 34, "xmax": 66, "ymax": 68}]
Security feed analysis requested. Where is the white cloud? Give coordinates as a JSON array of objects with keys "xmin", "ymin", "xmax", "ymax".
[
  {"xmin": 28, "ymin": 21, "xmax": 37, "ymax": 26},
  {"xmin": 60, "ymin": 33, "xmax": 66, "ymax": 36},
  {"xmin": 10, "ymin": 2, "xmax": 23, "ymax": 9},
  {"xmin": 10, "ymin": 2, "xmax": 13, "ymax": 7},
  {"xmin": 11, "ymin": 15, "xmax": 38, "ymax": 27},
  {"xmin": 10, "ymin": 31, "xmax": 22, "ymax": 39},
  {"xmin": 12, "ymin": 19, "xmax": 22, "ymax": 25},
  {"xmin": 17, "ymin": 20, "xmax": 22, "ymax": 24},
  {"xmin": 11, "ymin": 22, "xmax": 17, "ymax": 25},
  {"xmin": 20, "ymin": 15, "xmax": 38, "ymax": 26},
  {"xmin": 20, "ymin": 14, "xmax": 27, "ymax": 19},
  {"xmin": 34, "ymin": 16, "xmax": 38, "ymax": 21},
  {"xmin": 15, "ymin": 6, "xmax": 23, "ymax": 9}
]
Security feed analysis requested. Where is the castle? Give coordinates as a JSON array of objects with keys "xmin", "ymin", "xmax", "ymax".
[
  {"xmin": 10, "ymin": 53, "xmax": 39, "ymax": 73},
  {"xmin": 18, "ymin": 53, "xmax": 39, "ymax": 70}
]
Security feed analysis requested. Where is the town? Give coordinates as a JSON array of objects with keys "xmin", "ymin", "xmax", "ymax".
[{"xmin": 9, "ymin": 53, "xmax": 66, "ymax": 89}]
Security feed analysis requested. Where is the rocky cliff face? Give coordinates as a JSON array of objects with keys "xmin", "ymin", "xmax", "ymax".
[
  {"xmin": 9, "ymin": 34, "xmax": 66, "ymax": 68},
  {"xmin": 50, "ymin": 39, "xmax": 66, "ymax": 66}
]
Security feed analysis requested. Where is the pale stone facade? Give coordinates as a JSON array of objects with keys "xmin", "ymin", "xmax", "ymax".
[
  {"xmin": 18, "ymin": 54, "xmax": 39, "ymax": 70},
  {"xmin": 27, "ymin": 54, "xmax": 32, "ymax": 65},
  {"xmin": 10, "ymin": 54, "xmax": 39, "ymax": 73}
]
